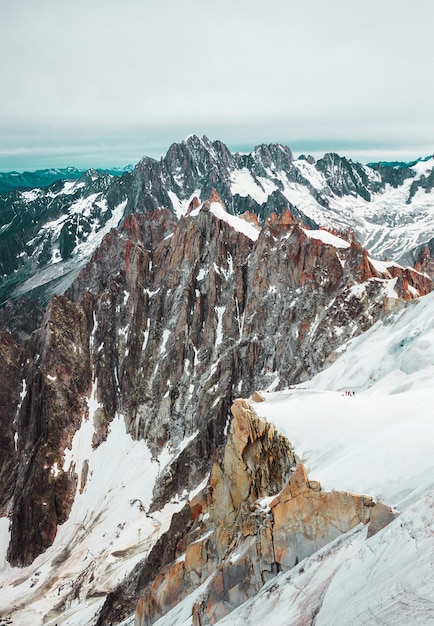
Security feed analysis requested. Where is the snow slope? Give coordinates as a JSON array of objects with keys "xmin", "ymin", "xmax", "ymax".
[
  {"xmin": 227, "ymin": 292, "xmax": 434, "ymax": 625},
  {"xmin": 253, "ymin": 285, "xmax": 434, "ymax": 506},
  {"xmin": 3, "ymin": 140, "xmax": 433, "ymax": 306},
  {"xmin": 1, "ymin": 149, "xmax": 434, "ymax": 623},
  {"xmin": 164, "ymin": 145, "xmax": 434, "ymax": 264},
  {"xmin": 9, "ymin": 198, "xmax": 127, "ymax": 303},
  {"xmin": 0, "ymin": 404, "xmax": 187, "ymax": 625},
  {"xmin": 190, "ymin": 201, "xmax": 260, "ymax": 241}
]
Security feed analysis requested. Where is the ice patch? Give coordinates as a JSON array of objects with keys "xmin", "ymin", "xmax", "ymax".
[
  {"xmin": 230, "ymin": 168, "xmax": 276, "ymax": 203},
  {"xmin": 160, "ymin": 329, "xmax": 171, "ymax": 355},
  {"xmin": 302, "ymin": 228, "xmax": 350, "ymax": 249},
  {"xmin": 384, "ymin": 277, "xmax": 398, "ymax": 298},
  {"xmin": 142, "ymin": 318, "xmax": 151, "ymax": 351},
  {"xmin": 369, "ymin": 257, "xmax": 391, "ymax": 277},
  {"xmin": 21, "ymin": 189, "xmax": 40, "ymax": 202},
  {"xmin": 145, "ymin": 287, "xmax": 160, "ymax": 298},
  {"xmin": 197, "ymin": 268, "xmax": 207, "ymax": 281},
  {"xmin": 168, "ymin": 190, "xmax": 201, "ymax": 219},
  {"xmin": 209, "ymin": 202, "xmax": 260, "ymax": 241}
]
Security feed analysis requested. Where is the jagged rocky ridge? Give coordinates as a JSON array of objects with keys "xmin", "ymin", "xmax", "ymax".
[
  {"xmin": 1, "ymin": 136, "xmax": 434, "ymax": 307},
  {"xmin": 0, "ymin": 183, "xmax": 431, "ymax": 624}
]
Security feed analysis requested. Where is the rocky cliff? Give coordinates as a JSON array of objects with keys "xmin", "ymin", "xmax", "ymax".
[
  {"xmin": 1, "ymin": 190, "xmax": 429, "ymax": 582},
  {"xmin": 128, "ymin": 400, "xmax": 396, "ymax": 626}
]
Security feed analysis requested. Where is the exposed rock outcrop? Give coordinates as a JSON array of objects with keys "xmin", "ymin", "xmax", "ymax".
[
  {"xmin": 269, "ymin": 463, "xmax": 372, "ymax": 570},
  {"xmin": 414, "ymin": 240, "xmax": 434, "ymax": 280},
  {"xmin": 1, "ymin": 141, "xmax": 433, "ymax": 624},
  {"xmin": 131, "ymin": 399, "xmax": 295, "ymax": 626},
  {"xmin": 0, "ymin": 332, "xmax": 21, "ymax": 515},
  {"xmin": 0, "ymin": 298, "xmax": 44, "ymax": 344},
  {"xmin": 132, "ymin": 401, "xmax": 397, "ymax": 626},
  {"xmin": 2, "ymin": 138, "xmax": 433, "ymax": 307},
  {"xmin": 7, "ymin": 295, "xmax": 91, "ymax": 565}
]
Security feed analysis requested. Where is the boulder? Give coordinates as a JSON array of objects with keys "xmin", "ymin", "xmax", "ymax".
[
  {"xmin": 367, "ymin": 501, "xmax": 399, "ymax": 538},
  {"xmin": 251, "ymin": 390, "xmax": 265, "ymax": 402}
]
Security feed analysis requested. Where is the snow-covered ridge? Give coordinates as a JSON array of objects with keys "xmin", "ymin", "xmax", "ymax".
[
  {"xmin": 302, "ymin": 228, "xmax": 350, "ymax": 249},
  {"xmin": 2, "ymin": 138, "xmax": 434, "ymax": 306},
  {"xmin": 165, "ymin": 139, "xmax": 434, "ymax": 265},
  {"xmin": 230, "ymin": 168, "xmax": 277, "ymax": 204},
  {"xmin": 190, "ymin": 200, "xmax": 260, "ymax": 241},
  {"xmin": 221, "ymin": 291, "xmax": 434, "ymax": 626},
  {"xmin": 208, "ymin": 202, "xmax": 260, "ymax": 241},
  {"xmin": 1, "ymin": 137, "xmax": 434, "ymax": 625},
  {"xmin": 254, "ymin": 291, "xmax": 434, "ymax": 509}
]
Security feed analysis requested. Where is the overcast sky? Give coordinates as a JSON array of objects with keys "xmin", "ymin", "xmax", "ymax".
[{"xmin": 1, "ymin": 0, "xmax": 433, "ymax": 170}]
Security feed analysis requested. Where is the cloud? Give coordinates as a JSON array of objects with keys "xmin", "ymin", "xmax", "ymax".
[{"xmin": 1, "ymin": 0, "xmax": 433, "ymax": 169}]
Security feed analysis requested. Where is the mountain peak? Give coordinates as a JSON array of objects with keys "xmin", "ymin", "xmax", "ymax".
[{"xmin": 209, "ymin": 187, "xmax": 224, "ymax": 205}]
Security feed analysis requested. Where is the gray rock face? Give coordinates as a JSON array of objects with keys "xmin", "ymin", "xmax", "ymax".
[
  {"xmin": 0, "ymin": 298, "xmax": 44, "ymax": 344},
  {"xmin": 316, "ymin": 152, "xmax": 380, "ymax": 201},
  {"xmin": 407, "ymin": 165, "xmax": 434, "ymax": 202}
]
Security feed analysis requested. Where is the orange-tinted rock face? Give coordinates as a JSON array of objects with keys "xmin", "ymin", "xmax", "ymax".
[
  {"xmin": 187, "ymin": 195, "xmax": 201, "ymax": 213},
  {"xmin": 209, "ymin": 399, "xmax": 296, "ymax": 558},
  {"xmin": 209, "ymin": 188, "xmax": 224, "ymax": 205},
  {"xmin": 270, "ymin": 464, "xmax": 373, "ymax": 570},
  {"xmin": 133, "ymin": 399, "xmax": 294, "ymax": 625},
  {"xmin": 415, "ymin": 244, "xmax": 434, "ymax": 280},
  {"xmin": 133, "ymin": 401, "xmax": 397, "ymax": 626},
  {"xmin": 2, "ymin": 140, "xmax": 434, "ymax": 624},
  {"xmin": 387, "ymin": 264, "xmax": 432, "ymax": 300},
  {"xmin": 134, "ymin": 596, "xmax": 145, "ymax": 626},
  {"xmin": 239, "ymin": 210, "xmax": 261, "ymax": 227},
  {"xmin": 265, "ymin": 207, "xmax": 296, "ymax": 226}
]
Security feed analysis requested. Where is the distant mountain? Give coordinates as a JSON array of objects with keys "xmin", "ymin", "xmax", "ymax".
[
  {"xmin": 0, "ymin": 168, "xmax": 132, "ymax": 305},
  {"xmin": 367, "ymin": 154, "xmax": 433, "ymax": 168},
  {"xmin": 0, "ymin": 167, "xmax": 84, "ymax": 193},
  {"xmin": 0, "ymin": 165, "xmax": 132, "ymax": 193}
]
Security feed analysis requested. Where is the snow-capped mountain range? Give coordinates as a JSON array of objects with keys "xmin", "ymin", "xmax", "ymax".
[
  {"xmin": 0, "ymin": 137, "xmax": 433, "ymax": 625},
  {"xmin": 1, "ymin": 135, "xmax": 433, "ymax": 305},
  {"xmin": 0, "ymin": 166, "xmax": 133, "ymax": 194}
]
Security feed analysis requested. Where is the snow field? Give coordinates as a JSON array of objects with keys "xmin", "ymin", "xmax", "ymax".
[{"xmin": 0, "ymin": 404, "xmax": 185, "ymax": 625}]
